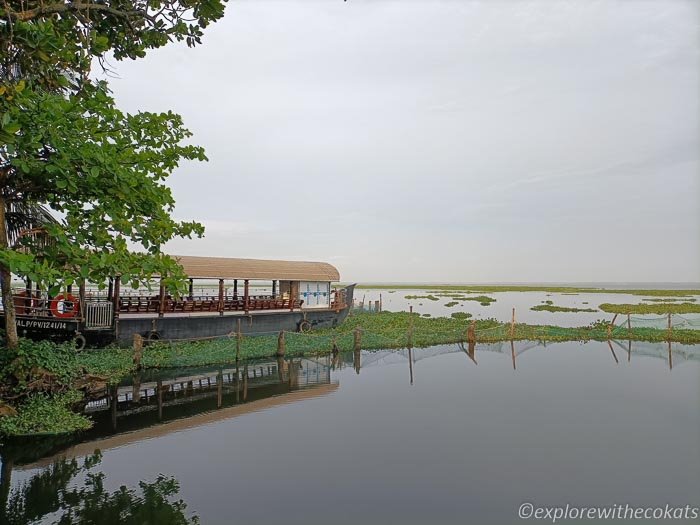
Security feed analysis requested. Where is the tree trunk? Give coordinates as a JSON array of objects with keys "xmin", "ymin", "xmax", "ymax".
[{"xmin": 0, "ymin": 195, "xmax": 18, "ymax": 349}]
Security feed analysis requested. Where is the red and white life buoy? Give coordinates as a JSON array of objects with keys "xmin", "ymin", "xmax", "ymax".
[{"xmin": 50, "ymin": 293, "xmax": 79, "ymax": 318}]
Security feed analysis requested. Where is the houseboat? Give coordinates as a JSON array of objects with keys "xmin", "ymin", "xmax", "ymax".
[{"xmin": 1, "ymin": 255, "xmax": 355, "ymax": 349}]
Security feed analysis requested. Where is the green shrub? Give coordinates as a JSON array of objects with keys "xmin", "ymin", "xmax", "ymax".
[{"xmin": 0, "ymin": 390, "xmax": 91, "ymax": 436}]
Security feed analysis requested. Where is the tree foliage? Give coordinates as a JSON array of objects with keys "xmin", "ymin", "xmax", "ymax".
[
  {"xmin": 2, "ymin": 82, "xmax": 206, "ymax": 292},
  {"xmin": 0, "ymin": 0, "xmax": 228, "ymax": 346},
  {"xmin": 1, "ymin": 452, "xmax": 199, "ymax": 524}
]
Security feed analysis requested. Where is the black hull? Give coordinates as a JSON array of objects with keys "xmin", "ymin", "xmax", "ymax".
[{"xmin": 2, "ymin": 285, "xmax": 355, "ymax": 348}]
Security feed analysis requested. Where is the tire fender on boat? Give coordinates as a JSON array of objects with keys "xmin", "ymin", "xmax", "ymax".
[
  {"xmin": 298, "ymin": 320, "xmax": 312, "ymax": 333},
  {"xmin": 74, "ymin": 333, "xmax": 86, "ymax": 351}
]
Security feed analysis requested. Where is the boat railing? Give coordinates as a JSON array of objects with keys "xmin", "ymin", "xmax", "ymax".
[
  {"xmin": 118, "ymin": 294, "xmax": 304, "ymax": 314},
  {"xmin": 5, "ymin": 287, "xmax": 83, "ymax": 319}
]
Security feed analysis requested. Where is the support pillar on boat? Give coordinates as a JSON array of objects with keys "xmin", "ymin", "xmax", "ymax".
[{"xmin": 218, "ymin": 279, "xmax": 224, "ymax": 316}]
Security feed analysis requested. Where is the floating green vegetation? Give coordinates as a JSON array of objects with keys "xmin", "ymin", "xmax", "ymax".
[
  {"xmin": 354, "ymin": 284, "xmax": 700, "ymax": 296},
  {"xmin": 599, "ymin": 303, "xmax": 700, "ymax": 315},
  {"xmin": 0, "ymin": 391, "xmax": 91, "ymax": 436},
  {"xmin": 405, "ymin": 294, "xmax": 439, "ymax": 301},
  {"xmin": 463, "ymin": 295, "xmax": 496, "ymax": 306},
  {"xmin": 444, "ymin": 301, "xmax": 459, "ymax": 307},
  {"xmin": 531, "ymin": 305, "xmax": 598, "ymax": 313},
  {"xmin": 543, "ymin": 300, "xmax": 554, "ymax": 305},
  {"xmin": 422, "ymin": 313, "xmax": 431, "ymax": 317},
  {"xmin": 388, "ymin": 290, "xmax": 397, "ymax": 293},
  {"xmin": 3, "ymin": 307, "xmax": 700, "ymax": 437},
  {"xmin": 562, "ymin": 293, "xmax": 579, "ymax": 295},
  {"xmin": 643, "ymin": 297, "xmax": 697, "ymax": 303}
]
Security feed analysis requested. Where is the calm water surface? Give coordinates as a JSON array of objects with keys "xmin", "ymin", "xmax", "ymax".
[
  {"xmin": 2, "ymin": 341, "xmax": 699, "ymax": 524},
  {"xmin": 356, "ymin": 289, "xmax": 700, "ymax": 327}
]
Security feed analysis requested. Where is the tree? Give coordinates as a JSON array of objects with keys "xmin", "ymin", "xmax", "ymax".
[
  {"xmin": 0, "ymin": 0, "xmax": 228, "ymax": 348},
  {"xmin": 1, "ymin": 451, "xmax": 200, "ymax": 524}
]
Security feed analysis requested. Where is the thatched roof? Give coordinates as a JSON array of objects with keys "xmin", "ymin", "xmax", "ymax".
[{"xmin": 173, "ymin": 255, "xmax": 340, "ymax": 281}]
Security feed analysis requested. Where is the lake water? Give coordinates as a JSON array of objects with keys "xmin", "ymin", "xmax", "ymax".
[
  {"xmin": 354, "ymin": 288, "xmax": 700, "ymax": 328},
  {"xmin": 2, "ymin": 340, "xmax": 699, "ymax": 524}
]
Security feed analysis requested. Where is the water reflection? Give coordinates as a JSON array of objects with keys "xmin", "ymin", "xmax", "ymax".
[
  {"xmin": 1, "ymin": 342, "xmax": 698, "ymax": 525},
  {"xmin": 0, "ymin": 451, "xmax": 197, "ymax": 524},
  {"xmin": 92, "ymin": 356, "xmax": 334, "ymax": 435}
]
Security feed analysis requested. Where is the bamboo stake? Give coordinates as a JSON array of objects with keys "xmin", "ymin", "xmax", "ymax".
[
  {"xmin": 277, "ymin": 331, "xmax": 285, "ymax": 357},
  {"xmin": 627, "ymin": 313, "xmax": 631, "ymax": 339},
  {"xmin": 467, "ymin": 320, "xmax": 475, "ymax": 344},
  {"xmin": 132, "ymin": 334, "xmax": 143, "ymax": 370},
  {"xmin": 354, "ymin": 326, "xmax": 361, "ymax": 352},
  {"xmin": 607, "ymin": 340, "xmax": 619, "ymax": 364},
  {"xmin": 510, "ymin": 308, "xmax": 515, "ymax": 339},
  {"xmin": 408, "ymin": 306, "xmax": 413, "ymax": 347},
  {"xmin": 607, "ymin": 313, "xmax": 618, "ymax": 340},
  {"xmin": 667, "ymin": 313, "xmax": 672, "ymax": 341},
  {"xmin": 236, "ymin": 318, "xmax": 241, "ymax": 361}
]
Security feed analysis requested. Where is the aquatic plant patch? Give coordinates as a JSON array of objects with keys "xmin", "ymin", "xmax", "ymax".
[
  {"xmin": 642, "ymin": 297, "xmax": 697, "ymax": 303},
  {"xmin": 531, "ymin": 305, "xmax": 598, "ymax": 313},
  {"xmin": 598, "ymin": 303, "xmax": 700, "ymax": 315},
  {"xmin": 404, "ymin": 295, "xmax": 440, "ymax": 301},
  {"xmin": 463, "ymin": 295, "xmax": 496, "ymax": 306},
  {"xmin": 354, "ymin": 285, "xmax": 700, "ymax": 296},
  {"xmin": 0, "ymin": 390, "xmax": 91, "ymax": 436}
]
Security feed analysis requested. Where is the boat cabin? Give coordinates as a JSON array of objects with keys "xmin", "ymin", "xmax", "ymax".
[{"xmin": 2, "ymin": 255, "xmax": 352, "ymax": 347}]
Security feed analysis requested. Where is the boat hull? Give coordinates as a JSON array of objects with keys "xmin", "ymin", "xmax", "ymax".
[{"xmin": 1, "ymin": 284, "xmax": 355, "ymax": 348}]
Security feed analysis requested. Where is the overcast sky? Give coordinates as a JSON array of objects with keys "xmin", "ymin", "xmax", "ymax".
[{"xmin": 106, "ymin": 0, "xmax": 700, "ymax": 283}]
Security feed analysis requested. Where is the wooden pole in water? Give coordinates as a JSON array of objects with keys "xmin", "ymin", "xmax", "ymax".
[
  {"xmin": 375, "ymin": 300, "xmax": 380, "ymax": 312},
  {"xmin": 668, "ymin": 340, "xmax": 673, "ymax": 371},
  {"xmin": 277, "ymin": 331, "xmax": 285, "ymax": 357},
  {"xmin": 667, "ymin": 313, "xmax": 672, "ymax": 341},
  {"xmin": 132, "ymin": 371, "xmax": 141, "ymax": 403},
  {"xmin": 607, "ymin": 339, "xmax": 619, "ymax": 364},
  {"xmin": 236, "ymin": 318, "xmax": 241, "ymax": 361},
  {"xmin": 510, "ymin": 340, "xmax": 516, "ymax": 370},
  {"xmin": 468, "ymin": 320, "xmax": 475, "ymax": 344},
  {"xmin": 510, "ymin": 308, "xmax": 515, "ymax": 340},
  {"xmin": 354, "ymin": 326, "xmax": 361, "ymax": 351},
  {"xmin": 110, "ymin": 385, "xmax": 118, "ymax": 431},
  {"xmin": 132, "ymin": 333, "xmax": 143, "ymax": 370},
  {"xmin": 408, "ymin": 306, "xmax": 413, "ymax": 347},
  {"xmin": 607, "ymin": 313, "xmax": 618, "ymax": 340},
  {"xmin": 331, "ymin": 336, "xmax": 339, "ymax": 356},
  {"xmin": 217, "ymin": 369, "xmax": 223, "ymax": 408},
  {"xmin": 243, "ymin": 364, "xmax": 248, "ymax": 401},
  {"xmin": 157, "ymin": 380, "xmax": 163, "ymax": 420},
  {"xmin": 379, "ymin": 293, "xmax": 382, "ymax": 312},
  {"xmin": 627, "ymin": 313, "xmax": 632, "ymax": 340}
]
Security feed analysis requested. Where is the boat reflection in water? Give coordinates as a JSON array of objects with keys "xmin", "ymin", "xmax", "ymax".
[{"xmin": 7, "ymin": 356, "xmax": 334, "ymax": 472}]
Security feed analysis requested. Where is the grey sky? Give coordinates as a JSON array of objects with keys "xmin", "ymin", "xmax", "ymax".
[{"xmin": 106, "ymin": 0, "xmax": 700, "ymax": 283}]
